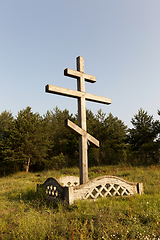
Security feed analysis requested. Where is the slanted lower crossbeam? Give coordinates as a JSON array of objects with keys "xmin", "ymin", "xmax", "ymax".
[{"xmin": 65, "ymin": 119, "xmax": 99, "ymax": 147}]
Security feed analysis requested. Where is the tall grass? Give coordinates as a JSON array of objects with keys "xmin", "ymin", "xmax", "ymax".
[{"xmin": 0, "ymin": 165, "xmax": 160, "ymax": 239}]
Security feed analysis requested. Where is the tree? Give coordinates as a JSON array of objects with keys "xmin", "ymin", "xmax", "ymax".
[
  {"xmin": 101, "ymin": 112, "xmax": 127, "ymax": 165},
  {"xmin": 1, "ymin": 107, "xmax": 49, "ymax": 173},
  {"xmin": 156, "ymin": 109, "xmax": 160, "ymax": 158},
  {"xmin": 0, "ymin": 110, "xmax": 13, "ymax": 140},
  {"xmin": 128, "ymin": 108, "xmax": 160, "ymax": 164},
  {"xmin": 0, "ymin": 111, "xmax": 14, "ymax": 174},
  {"xmin": 87, "ymin": 110, "xmax": 128, "ymax": 166},
  {"xmin": 43, "ymin": 107, "xmax": 79, "ymax": 169}
]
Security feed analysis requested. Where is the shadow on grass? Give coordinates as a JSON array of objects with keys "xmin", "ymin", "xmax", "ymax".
[{"xmin": 6, "ymin": 186, "xmax": 60, "ymax": 210}]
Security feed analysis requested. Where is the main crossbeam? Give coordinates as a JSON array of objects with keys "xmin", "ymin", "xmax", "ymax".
[{"xmin": 45, "ymin": 84, "xmax": 111, "ymax": 105}]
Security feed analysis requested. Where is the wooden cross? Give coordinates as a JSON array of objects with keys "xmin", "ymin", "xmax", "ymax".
[{"xmin": 45, "ymin": 56, "xmax": 111, "ymax": 184}]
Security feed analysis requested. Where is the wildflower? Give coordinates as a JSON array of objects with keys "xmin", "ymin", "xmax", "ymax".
[{"xmin": 100, "ymin": 215, "xmax": 102, "ymax": 217}]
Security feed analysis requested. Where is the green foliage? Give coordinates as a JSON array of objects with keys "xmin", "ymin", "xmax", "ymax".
[
  {"xmin": 0, "ymin": 107, "xmax": 50, "ymax": 174},
  {"xmin": 43, "ymin": 107, "xmax": 79, "ymax": 168},
  {"xmin": 0, "ymin": 106, "xmax": 160, "ymax": 175},
  {"xmin": 128, "ymin": 108, "xmax": 160, "ymax": 165},
  {"xmin": 50, "ymin": 152, "xmax": 66, "ymax": 170},
  {"xmin": 88, "ymin": 110, "xmax": 128, "ymax": 166},
  {"xmin": 0, "ymin": 110, "xmax": 14, "ymax": 174}
]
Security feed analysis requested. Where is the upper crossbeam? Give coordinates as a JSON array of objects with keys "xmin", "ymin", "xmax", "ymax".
[{"xmin": 64, "ymin": 68, "xmax": 96, "ymax": 83}]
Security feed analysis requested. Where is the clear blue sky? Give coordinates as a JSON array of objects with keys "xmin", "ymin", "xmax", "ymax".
[{"xmin": 0, "ymin": 0, "xmax": 160, "ymax": 128}]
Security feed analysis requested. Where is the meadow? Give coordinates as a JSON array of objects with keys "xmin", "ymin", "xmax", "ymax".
[{"xmin": 0, "ymin": 165, "xmax": 160, "ymax": 240}]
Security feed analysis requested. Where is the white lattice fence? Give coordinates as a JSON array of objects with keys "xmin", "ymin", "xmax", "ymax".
[
  {"xmin": 66, "ymin": 176, "xmax": 143, "ymax": 204},
  {"xmin": 83, "ymin": 183, "xmax": 131, "ymax": 199}
]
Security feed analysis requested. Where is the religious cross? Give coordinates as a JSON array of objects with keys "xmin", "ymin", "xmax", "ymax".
[{"xmin": 45, "ymin": 56, "xmax": 111, "ymax": 184}]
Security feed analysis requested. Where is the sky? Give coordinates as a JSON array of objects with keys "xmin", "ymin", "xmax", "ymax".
[{"xmin": 0, "ymin": 0, "xmax": 160, "ymax": 128}]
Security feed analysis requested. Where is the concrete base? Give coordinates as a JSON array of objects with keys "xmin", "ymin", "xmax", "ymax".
[{"xmin": 37, "ymin": 175, "xmax": 143, "ymax": 205}]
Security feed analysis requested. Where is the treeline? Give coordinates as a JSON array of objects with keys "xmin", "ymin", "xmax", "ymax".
[{"xmin": 0, "ymin": 106, "xmax": 160, "ymax": 175}]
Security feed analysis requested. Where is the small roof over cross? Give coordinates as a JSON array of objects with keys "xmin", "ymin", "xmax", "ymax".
[{"xmin": 45, "ymin": 56, "xmax": 111, "ymax": 184}]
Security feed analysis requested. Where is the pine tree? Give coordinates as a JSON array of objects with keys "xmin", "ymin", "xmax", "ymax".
[
  {"xmin": 0, "ymin": 111, "xmax": 14, "ymax": 174},
  {"xmin": 128, "ymin": 108, "xmax": 160, "ymax": 164},
  {"xmin": 43, "ymin": 107, "xmax": 79, "ymax": 168},
  {"xmin": 87, "ymin": 110, "xmax": 128, "ymax": 166},
  {"xmin": 1, "ymin": 107, "xmax": 50, "ymax": 173}
]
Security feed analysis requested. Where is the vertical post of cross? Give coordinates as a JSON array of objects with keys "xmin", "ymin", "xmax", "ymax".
[
  {"xmin": 45, "ymin": 56, "xmax": 111, "ymax": 185},
  {"xmin": 76, "ymin": 56, "xmax": 88, "ymax": 184}
]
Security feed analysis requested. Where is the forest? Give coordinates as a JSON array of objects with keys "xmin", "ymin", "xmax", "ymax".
[{"xmin": 0, "ymin": 106, "xmax": 160, "ymax": 175}]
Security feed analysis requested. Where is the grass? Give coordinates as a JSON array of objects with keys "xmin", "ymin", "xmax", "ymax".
[{"xmin": 0, "ymin": 165, "xmax": 160, "ymax": 239}]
